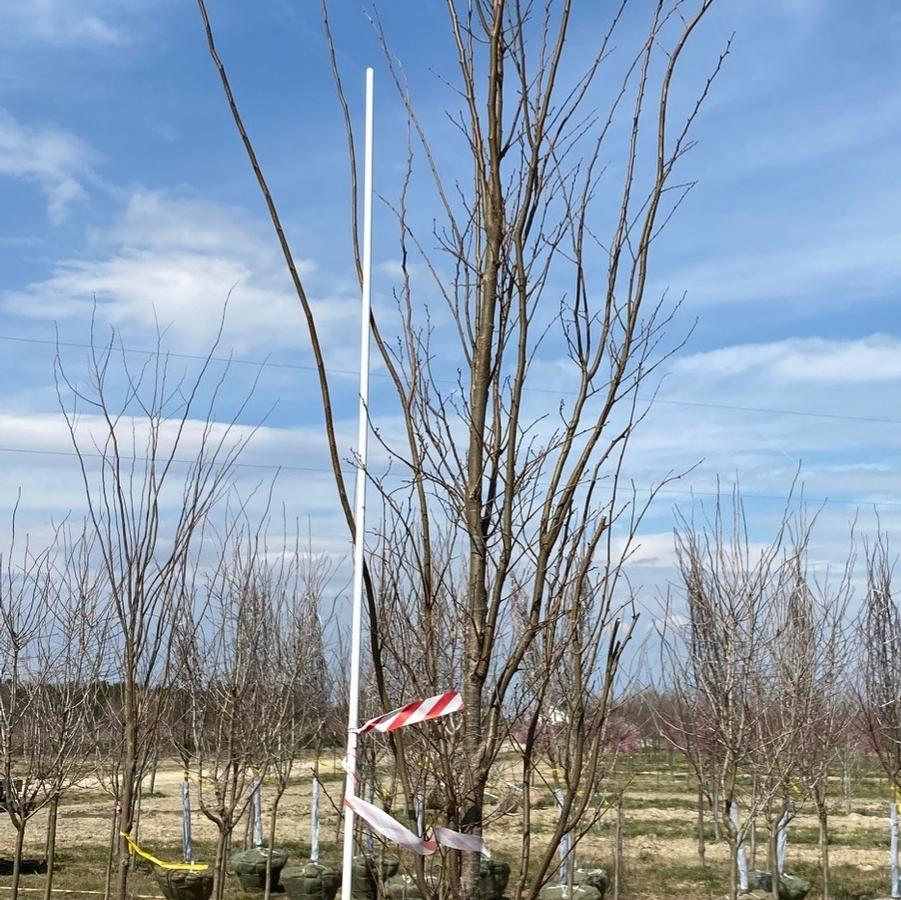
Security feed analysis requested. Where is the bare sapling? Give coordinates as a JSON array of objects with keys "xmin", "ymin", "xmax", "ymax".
[
  {"xmin": 860, "ymin": 531, "xmax": 901, "ymax": 899},
  {"xmin": 174, "ymin": 506, "xmax": 323, "ymax": 900},
  {"xmin": 659, "ymin": 489, "xmax": 796, "ymax": 900},
  {"xmin": 55, "ymin": 321, "xmax": 258, "ymax": 900}
]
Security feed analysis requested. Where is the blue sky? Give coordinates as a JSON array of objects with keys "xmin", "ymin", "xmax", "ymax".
[{"xmin": 1, "ymin": 0, "xmax": 901, "ymax": 591}]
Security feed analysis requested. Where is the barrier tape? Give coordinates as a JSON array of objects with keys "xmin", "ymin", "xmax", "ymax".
[
  {"xmin": 433, "ymin": 827, "xmax": 491, "ymax": 858},
  {"xmin": 120, "ymin": 833, "xmax": 209, "ymax": 872},
  {"xmin": 355, "ymin": 691, "xmax": 463, "ymax": 735},
  {"xmin": 343, "ymin": 795, "xmax": 437, "ymax": 856}
]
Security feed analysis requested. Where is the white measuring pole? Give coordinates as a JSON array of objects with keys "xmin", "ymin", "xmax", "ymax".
[{"xmin": 340, "ymin": 65, "xmax": 375, "ymax": 900}]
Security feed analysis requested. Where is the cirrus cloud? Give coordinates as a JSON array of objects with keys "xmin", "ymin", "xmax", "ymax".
[{"xmin": 0, "ymin": 108, "xmax": 96, "ymax": 223}]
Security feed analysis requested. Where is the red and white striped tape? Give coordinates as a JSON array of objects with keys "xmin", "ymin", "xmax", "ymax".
[
  {"xmin": 355, "ymin": 690, "xmax": 464, "ymax": 735},
  {"xmin": 343, "ymin": 794, "xmax": 437, "ymax": 856},
  {"xmin": 433, "ymin": 827, "xmax": 491, "ymax": 858}
]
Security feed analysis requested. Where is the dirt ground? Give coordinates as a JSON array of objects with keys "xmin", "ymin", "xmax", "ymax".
[{"xmin": 0, "ymin": 754, "xmax": 896, "ymax": 899}]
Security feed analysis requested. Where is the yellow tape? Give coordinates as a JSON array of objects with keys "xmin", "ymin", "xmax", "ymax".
[
  {"xmin": 120, "ymin": 833, "xmax": 208, "ymax": 872},
  {"xmin": 892, "ymin": 783, "xmax": 901, "ymax": 805}
]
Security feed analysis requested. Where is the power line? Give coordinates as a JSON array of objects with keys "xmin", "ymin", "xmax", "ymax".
[
  {"xmin": 5, "ymin": 333, "xmax": 900, "ymax": 428},
  {"xmin": 0, "ymin": 443, "xmax": 897, "ymax": 509}
]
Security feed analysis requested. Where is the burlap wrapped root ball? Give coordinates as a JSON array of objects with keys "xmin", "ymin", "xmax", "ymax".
[
  {"xmin": 351, "ymin": 854, "xmax": 400, "ymax": 900},
  {"xmin": 282, "ymin": 862, "xmax": 341, "ymax": 900},
  {"xmin": 153, "ymin": 867, "xmax": 214, "ymax": 900},
  {"xmin": 480, "ymin": 859, "xmax": 511, "ymax": 900},
  {"xmin": 384, "ymin": 873, "xmax": 441, "ymax": 899},
  {"xmin": 750, "ymin": 870, "xmax": 811, "ymax": 900},
  {"xmin": 229, "ymin": 847, "xmax": 289, "ymax": 893},
  {"xmin": 573, "ymin": 868, "xmax": 609, "ymax": 898}
]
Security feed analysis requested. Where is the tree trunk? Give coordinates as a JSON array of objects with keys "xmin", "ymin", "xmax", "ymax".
[
  {"xmin": 750, "ymin": 776, "xmax": 759, "ymax": 867},
  {"xmin": 103, "ymin": 802, "xmax": 119, "ymax": 900},
  {"xmin": 43, "ymin": 794, "xmax": 60, "ymax": 900},
  {"xmin": 729, "ymin": 839, "xmax": 738, "ymax": 900},
  {"xmin": 769, "ymin": 825, "xmax": 779, "ymax": 900},
  {"xmin": 696, "ymin": 782, "xmax": 706, "ymax": 868},
  {"xmin": 612, "ymin": 798, "xmax": 624, "ymax": 900},
  {"xmin": 264, "ymin": 792, "xmax": 284, "ymax": 900},
  {"xmin": 713, "ymin": 782, "xmax": 721, "ymax": 842},
  {"xmin": 749, "ymin": 815, "xmax": 757, "ymax": 869},
  {"xmin": 131, "ymin": 783, "xmax": 144, "ymax": 872},
  {"xmin": 818, "ymin": 802, "xmax": 830, "ymax": 900},
  {"xmin": 117, "ymin": 676, "xmax": 138, "ymax": 900},
  {"xmin": 212, "ymin": 831, "xmax": 227, "ymax": 900},
  {"xmin": 842, "ymin": 759, "xmax": 852, "ymax": 815},
  {"xmin": 149, "ymin": 754, "xmax": 159, "ymax": 795},
  {"xmin": 460, "ymin": 676, "xmax": 486, "ymax": 900},
  {"xmin": 10, "ymin": 819, "xmax": 27, "ymax": 900}
]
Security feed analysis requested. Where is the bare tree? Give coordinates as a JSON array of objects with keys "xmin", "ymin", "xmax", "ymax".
[
  {"xmin": 861, "ymin": 532, "xmax": 901, "ymax": 785},
  {"xmin": 260, "ymin": 530, "xmax": 338, "ymax": 900},
  {"xmin": 0, "ymin": 518, "xmax": 108, "ymax": 900},
  {"xmin": 659, "ymin": 490, "xmax": 791, "ymax": 900},
  {"xmin": 859, "ymin": 531, "xmax": 901, "ymax": 897},
  {"xmin": 37, "ymin": 526, "xmax": 111, "ymax": 900},
  {"xmin": 55, "ymin": 323, "xmax": 257, "ymax": 900},
  {"xmin": 195, "ymin": 2, "xmax": 729, "ymax": 896},
  {"xmin": 791, "ymin": 545, "xmax": 853, "ymax": 900},
  {"xmin": 174, "ymin": 505, "xmax": 326, "ymax": 900},
  {"xmin": 748, "ymin": 540, "xmax": 816, "ymax": 899}
]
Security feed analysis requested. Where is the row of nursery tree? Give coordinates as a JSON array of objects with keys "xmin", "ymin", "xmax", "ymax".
[
  {"xmin": 4, "ymin": 4, "xmax": 899, "ymax": 900},
  {"xmin": 4, "ymin": 361, "xmax": 901, "ymax": 900},
  {"xmin": 645, "ymin": 497, "xmax": 901, "ymax": 900}
]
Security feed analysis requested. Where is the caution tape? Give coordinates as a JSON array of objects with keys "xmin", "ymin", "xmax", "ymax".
[
  {"xmin": 120, "ymin": 833, "xmax": 208, "ymax": 872},
  {"xmin": 343, "ymin": 795, "xmax": 437, "ymax": 856},
  {"xmin": 355, "ymin": 691, "xmax": 463, "ymax": 735},
  {"xmin": 433, "ymin": 827, "xmax": 491, "ymax": 858},
  {"xmin": 892, "ymin": 783, "xmax": 901, "ymax": 805}
]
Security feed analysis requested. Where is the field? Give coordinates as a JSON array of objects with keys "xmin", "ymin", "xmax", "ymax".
[{"xmin": 0, "ymin": 753, "xmax": 895, "ymax": 900}]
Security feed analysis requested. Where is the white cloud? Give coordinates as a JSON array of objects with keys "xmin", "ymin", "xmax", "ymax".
[
  {"xmin": 0, "ymin": 1, "xmax": 125, "ymax": 47},
  {"xmin": 2, "ymin": 190, "xmax": 357, "ymax": 353},
  {"xmin": 673, "ymin": 334, "xmax": 901, "ymax": 384},
  {"xmin": 0, "ymin": 109, "xmax": 96, "ymax": 223}
]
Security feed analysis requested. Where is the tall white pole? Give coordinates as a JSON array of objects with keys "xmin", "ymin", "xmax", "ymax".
[{"xmin": 341, "ymin": 66, "xmax": 374, "ymax": 900}]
